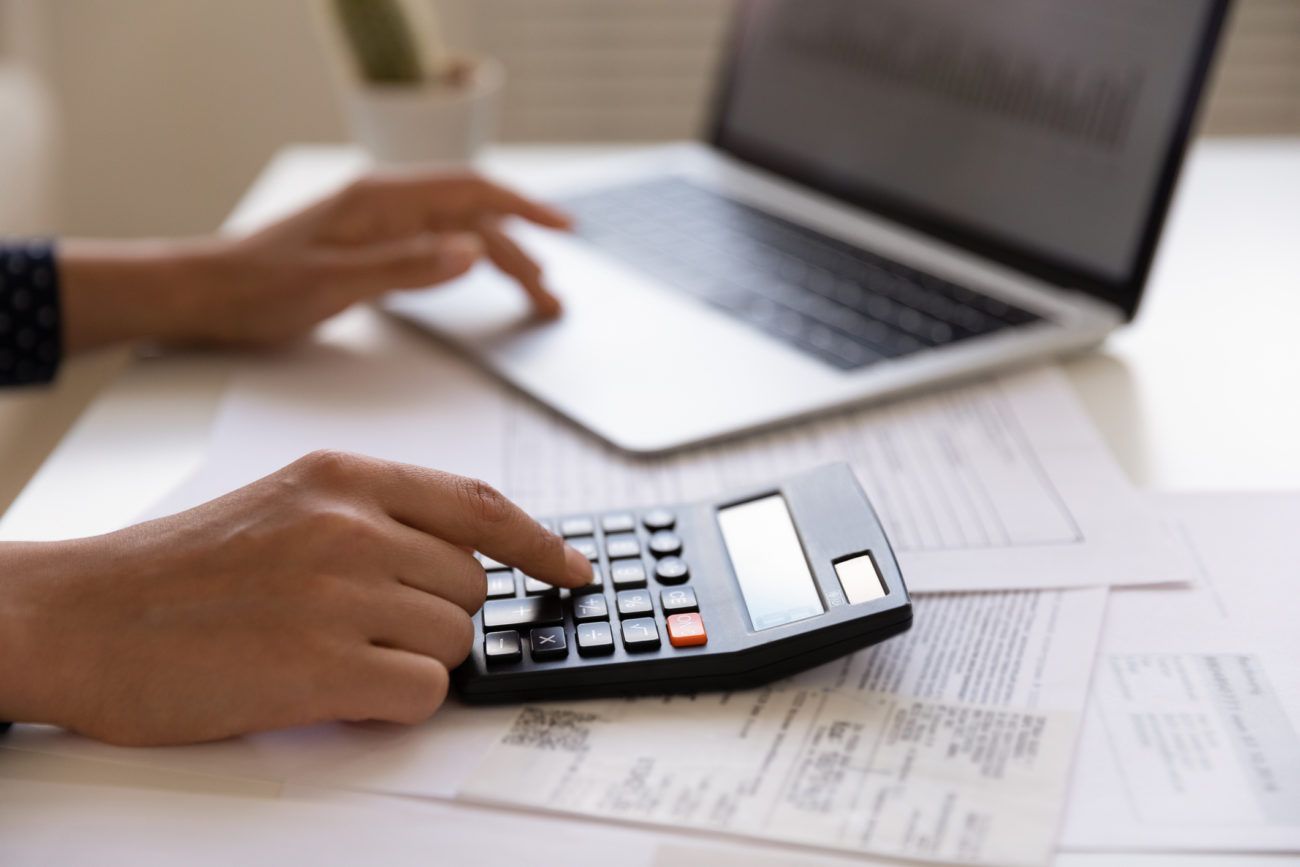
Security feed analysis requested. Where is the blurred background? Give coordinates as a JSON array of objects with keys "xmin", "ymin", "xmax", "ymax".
[
  {"xmin": 0, "ymin": 0, "xmax": 1296, "ymax": 241},
  {"xmin": 0, "ymin": 0, "xmax": 1295, "ymax": 516}
]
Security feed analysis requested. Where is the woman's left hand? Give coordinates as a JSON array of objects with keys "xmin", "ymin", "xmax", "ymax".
[{"xmin": 59, "ymin": 171, "xmax": 573, "ymax": 352}]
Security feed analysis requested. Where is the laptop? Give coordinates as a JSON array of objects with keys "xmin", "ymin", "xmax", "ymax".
[{"xmin": 384, "ymin": 0, "xmax": 1231, "ymax": 454}]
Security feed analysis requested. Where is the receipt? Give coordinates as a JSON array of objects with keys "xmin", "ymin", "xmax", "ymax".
[
  {"xmin": 463, "ymin": 688, "xmax": 1078, "ymax": 866},
  {"xmin": 460, "ymin": 587, "xmax": 1106, "ymax": 867}
]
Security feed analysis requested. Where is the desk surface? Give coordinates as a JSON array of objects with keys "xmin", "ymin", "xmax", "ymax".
[{"xmin": 2, "ymin": 139, "xmax": 1298, "ymax": 865}]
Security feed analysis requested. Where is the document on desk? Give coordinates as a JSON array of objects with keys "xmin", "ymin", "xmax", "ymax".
[
  {"xmin": 144, "ymin": 312, "xmax": 1189, "ymax": 592},
  {"xmin": 1060, "ymin": 492, "xmax": 1300, "ymax": 853},
  {"xmin": 460, "ymin": 587, "xmax": 1106, "ymax": 867},
  {"xmin": 0, "ymin": 583, "xmax": 1108, "ymax": 867}
]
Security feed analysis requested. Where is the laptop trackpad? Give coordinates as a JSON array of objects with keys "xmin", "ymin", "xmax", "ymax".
[{"xmin": 380, "ymin": 225, "xmax": 839, "ymax": 451}]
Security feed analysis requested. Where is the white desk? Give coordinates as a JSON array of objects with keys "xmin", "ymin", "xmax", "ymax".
[{"xmin": 2, "ymin": 140, "xmax": 1298, "ymax": 866}]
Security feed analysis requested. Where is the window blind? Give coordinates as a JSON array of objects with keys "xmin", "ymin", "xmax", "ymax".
[
  {"xmin": 444, "ymin": 0, "xmax": 1299, "ymax": 140},
  {"xmin": 1203, "ymin": 0, "xmax": 1300, "ymax": 134}
]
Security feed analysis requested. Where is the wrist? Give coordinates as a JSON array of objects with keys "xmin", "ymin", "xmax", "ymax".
[
  {"xmin": 58, "ymin": 237, "xmax": 233, "ymax": 352},
  {"xmin": 0, "ymin": 541, "xmax": 78, "ymax": 726}
]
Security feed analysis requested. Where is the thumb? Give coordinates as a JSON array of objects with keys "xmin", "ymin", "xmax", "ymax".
[{"xmin": 323, "ymin": 232, "xmax": 483, "ymax": 300}]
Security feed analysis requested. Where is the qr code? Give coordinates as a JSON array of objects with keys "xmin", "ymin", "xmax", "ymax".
[{"xmin": 502, "ymin": 707, "xmax": 599, "ymax": 753}]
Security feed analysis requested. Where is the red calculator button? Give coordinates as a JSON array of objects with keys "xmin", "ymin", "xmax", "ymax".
[{"xmin": 666, "ymin": 613, "xmax": 707, "ymax": 647}]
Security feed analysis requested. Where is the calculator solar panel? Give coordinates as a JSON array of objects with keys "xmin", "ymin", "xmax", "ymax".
[{"xmin": 455, "ymin": 463, "xmax": 912, "ymax": 703}]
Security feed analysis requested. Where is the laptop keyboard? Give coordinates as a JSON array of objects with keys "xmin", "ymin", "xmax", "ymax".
[{"xmin": 562, "ymin": 178, "xmax": 1041, "ymax": 371}]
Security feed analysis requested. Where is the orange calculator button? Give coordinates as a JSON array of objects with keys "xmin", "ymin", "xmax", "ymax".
[{"xmin": 666, "ymin": 613, "xmax": 708, "ymax": 647}]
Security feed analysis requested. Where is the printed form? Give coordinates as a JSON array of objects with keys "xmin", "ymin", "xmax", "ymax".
[
  {"xmin": 0, "ymin": 586, "xmax": 1109, "ymax": 867},
  {"xmin": 1060, "ymin": 493, "xmax": 1300, "ymax": 852},
  {"xmin": 141, "ymin": 311, "xmax": 1188, "ymax": 592},
  {"xmin": 461, "ymin": 587, "xmax": 1108, "ymax": 867}
]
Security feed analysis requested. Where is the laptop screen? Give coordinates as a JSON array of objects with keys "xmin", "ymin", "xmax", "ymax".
[{"xmin": 712, "ymin": 0, "xmax": 1229, "ymax": 318}]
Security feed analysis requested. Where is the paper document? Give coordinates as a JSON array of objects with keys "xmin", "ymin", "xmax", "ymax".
[
  {"xmin": 460, "ymin": 587, "xmax": 1105, "ymax": 867},
  {"xmin": 1, "ymin": 584, "xmax": 1107, "ymax": 867},
  {"xmin": 145, "ymin": 310, "xmax": 1187, "ymax": 592},
  {"xmin": 787, "ymin": 588, "xmax": 1106, "ymax": 709},
  {"xmin": 0, "ymin": 777, "xmax": 677, "ymax": 867},
  {"xmin": 465, "ymin": 689, "xmax": 1077, "ymax": 866},
  {"xmin": 1060, "ymin": 492, "xmax": 1300, "ymax": 852}
]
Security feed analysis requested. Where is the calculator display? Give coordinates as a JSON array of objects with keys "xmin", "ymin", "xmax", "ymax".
[{"xmin": 717, "ymin": 495, "xmax": 825, "ymax": 631}]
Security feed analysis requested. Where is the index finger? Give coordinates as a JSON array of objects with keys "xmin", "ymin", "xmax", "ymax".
[
  {"xmin": 471, "ymin": 178, "xmax": 574, "ymax": 230},
  {"xmin": 369, "ymin": 171, "xmax": 574, "ymax": 230},
  {"xmin": 369, "ymin": 461, "xmax": 592, "ymax": 589}
]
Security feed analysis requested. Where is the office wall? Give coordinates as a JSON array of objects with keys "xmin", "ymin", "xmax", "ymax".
[
  {"xmin": 5, "ymin": 0, "xmax": 1297, "ymax": 238},
  {"xmin": 6, "ymin": 1, "xmax": 349, "ymax": 237},
  {"xmin": 1201, "ymin": 0, "xmax": 1300, "ymax": 134},
  {"xmin": 441, "ymin": 0, "xmax": 732, "ymax": 141}
]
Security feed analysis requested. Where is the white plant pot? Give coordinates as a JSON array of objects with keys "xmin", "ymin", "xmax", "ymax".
[{"xmin": 344, "ymin": 56, "xmax": 504, "ymax": 166}]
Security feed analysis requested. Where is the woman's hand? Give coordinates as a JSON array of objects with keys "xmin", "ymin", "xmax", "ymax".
[
  {"xmin": 0, "ymin": 451, "xmax": 592, "ymax": 746},
  {"xmin": 58, "ymin": 171, "xmax": 572, "ymax": 352}
]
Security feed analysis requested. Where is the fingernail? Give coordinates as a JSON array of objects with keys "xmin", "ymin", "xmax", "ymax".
[
  {"xmin": 565, "ymin": 545, "xmax": 593, "ymax": 584},
  {"xmin": 546, "ymin": 207, "xmax": 575, "ymax": 230},
  {"xmin": 536, "ymin": 291, "xmax": 562, "ymax": 319}
]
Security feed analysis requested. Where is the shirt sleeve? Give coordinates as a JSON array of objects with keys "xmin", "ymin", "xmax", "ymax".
[{"xmin": 0, "ymin": 241, "xmax": 63, "ymax": 387}]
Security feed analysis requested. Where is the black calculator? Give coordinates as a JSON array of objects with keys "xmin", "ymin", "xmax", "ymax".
[{"xmin": 456, "ymin": 463, "xmax": 912, "ymax": 703}]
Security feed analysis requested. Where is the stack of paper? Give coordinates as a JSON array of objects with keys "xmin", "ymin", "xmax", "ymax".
[{"xmin": 1062, "ymin": 493, "xmax": 1300, "ymax": 854}]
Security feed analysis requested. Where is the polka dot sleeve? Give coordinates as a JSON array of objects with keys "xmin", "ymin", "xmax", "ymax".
[{"xmin": 0, "ymin": 241, "xmax": 62, "ymax": 387}]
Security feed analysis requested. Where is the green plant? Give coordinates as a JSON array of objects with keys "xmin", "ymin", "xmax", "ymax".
[{"xmin": 331, "ymin": 0, "xmax": 428, "ymax": 84}]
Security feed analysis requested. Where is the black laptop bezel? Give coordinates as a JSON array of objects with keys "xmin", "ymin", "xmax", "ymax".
[{"xmin": 707, "ymin": 0, "xmax": 1233, "ymax": 321}]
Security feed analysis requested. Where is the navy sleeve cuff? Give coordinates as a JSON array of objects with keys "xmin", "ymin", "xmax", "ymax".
[{"xmin": 0, "ymin": 240, "xmax": 63, "ymax": 387}]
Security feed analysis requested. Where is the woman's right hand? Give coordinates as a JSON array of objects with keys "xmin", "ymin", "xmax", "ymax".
[{"xmin": 0, "ymin": 450, "xmax": 592, "ymax": 746}]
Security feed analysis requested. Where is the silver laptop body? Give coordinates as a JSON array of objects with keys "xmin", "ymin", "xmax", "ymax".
[{"xmin": 385, "ymin": 0, "xmax": 1230, "ymax": 454}]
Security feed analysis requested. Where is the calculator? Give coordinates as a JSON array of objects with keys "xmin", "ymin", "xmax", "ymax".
[{"xmin": 457, "ymin": 463, "xmax": 912, "ymax": 703}]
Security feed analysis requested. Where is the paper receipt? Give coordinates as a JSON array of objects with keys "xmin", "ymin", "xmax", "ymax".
[{"xmin": 460, "ymin": 688, "xmax": 1078, "ymax": 866}]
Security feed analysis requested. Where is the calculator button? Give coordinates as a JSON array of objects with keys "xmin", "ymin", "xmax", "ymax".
[
  {"xmin": 485, "ymin": 571, "xmax": 517, "ymax": 599},
  {"xmin": 611, "ymin": 560, "xmax": 649, "ymax": 589},
  {"xmin": 654, "ymin": 556, "xmax": 690, "ymax": 585},
  {"xmin": 616, "ymin": 589, "xmax": 654, "ymax": 617},
  {"xmin": 572, "ymin": 562, "xmax": 604, "ymax": 594},
  {"xmin": 604, "ymin": 534, "xmax": 642, "ymax": 560},
  {"xmin": 572, "ymin": 593, "xmax": 609, "ymax": 622},
  {"xmin": 621, "ymin": 617, "xmax": 661, "ymax": 652},
  {"xmin": 648, "ymin": 530, "xmax": 682, "ymax": 557},
  {"xmin": 660, "ymin": 587, "xmax": 698, "ymax": 613},
  {"xmin": 642, "ymin": 509, "xmax": 676, "ymax": 531},
  {"xmin": 559, "ymin": 517, "xmax": 595, "ymax": 538},
  {"xmin": 568, "ymin": 537, "xmax": 599, "ymax": 560},
  {"xmin": 666, "ymin": 613, "xmax": 708, "ymax": 648},
  {"xmin": 482, "ymin": 596, "xmax": 563, "ymax": 629},
  {"xmin": 576, "ymin": 622, "xmax": 615, "ymax": 657},
  {"xmin": 484, "ymin": 630, "xmax": 522, "ymax": 664},
  {"xmin": 601, "ymin": 513, "xmax": 637, "ymax": 534},
  {"xmin": 523, "ymin": 575, "xmax": 558, "ymax": 596},
  {"xmin": 529, "ymin": 626, "xmax": 568, "ymax": 661}
]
